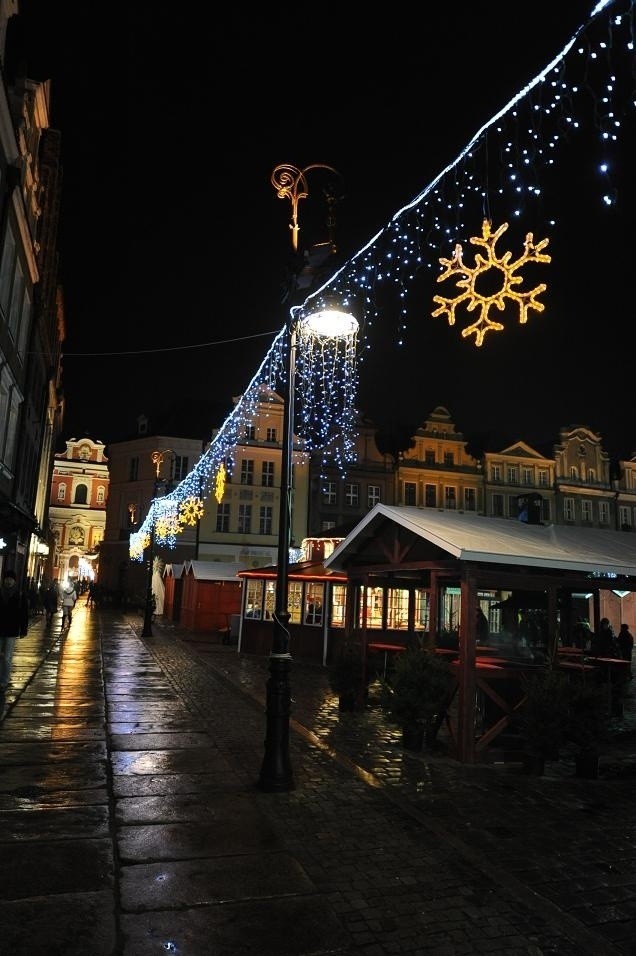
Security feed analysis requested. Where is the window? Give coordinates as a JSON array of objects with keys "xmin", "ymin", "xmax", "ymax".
[
  {"xmin": 74, "ymin": 483, "xmax": 88, "ymax": 505},
  {"xmin": 216, "ymin": 503, "xmax": 230, "ymax": 532},
  {"xmin": 288, "ymin": 581, "xmax": 302, "ymax": 624},
  {"xmin": 259, "ymin": 506, "xmax": 272, "ymax": 535},
  {"xmin": 362, "ymin": 586, "xmax": 384, "ymax": 629},
  {"xmin": 538, "ymin": 469, "xmax": 548, "ymax": 487},
  {"xmin": 238, "ymin": 504, "xmax": 252, "ymax": 533},
  {"xmin": 321, "ymin": 519, "xmax": 336, "ymax": 531},
  {"xmin": 172, "ymin": 456, "xmax": 189, "ymax": 480},
  {"xmin": 97, "ymin": 486, "xmax": 105, "ymax": 504},
  {"xmin": 570, "ymin": 466, "xmax": 578, "ymax": 480},
  {"xmin": 330, "ymin": 584, "xmax": 346, "ymax": 627},
  {"xmin": 367, "ymin": 485, "xmax": 381, "ymax": 508},
  {"xmin": 387, "ymin": 588, "xmax": 409, "ymax": 629},
  {"xmin": 57, "ymin": 483, "xmax": 66, "ymax": 501},
  {"xmin": 244, "ymin": 425, "xmax": 255, "ymax": 440},
  {"xmin": 240, "ymin": 460, "xmax": 254, "ymax": 485},
  {"xmin": 506, "ymin": 466, "xmax": 518, "ymax": 484},
  {"xmin": 261, "ymin": 461, "xmax": 274, "ymax": 487},
  {"xmin": 266, "ymin": 427, "xmax": 277, "ymax": 442},
  {"xmin": 587, "ymin": 469, "xmax": 596, "ymax": 483},
  {"xmin": 541, "ymin": 499, "xmax": 551, "ymax": 522},
  {"xmin": 304, "ymin": 584, "xmax": 324, "ymax": 625},
  {"xmin": 492, "ymin": 493, "xmax": 504, "ymax": 517},
  {"xmin": 581, "ymin": 500, "xmax": 592, "ymax": 522},
  {"xmin": 522, "ymin": 468, "xmax": 533, "ymax": 485},
  {"xmin": 7, "ymin": 261, "xmax": 24, "ymax": 340},
  {"xmin": 598, "ymin": 501, "xmax": 609, "ymax": 525},
  {"xmin": 425, "ymin": 484, "xmax": 436, "ymax": 507},
  {"xmin": 444, "ymin": 486, "xmax": 456, "ymax": 509},
  {"xmin": 404, "ymin": 481, "xmax": 417, "ymax": 506},
  {"xmin": 464, "ymin": 487, "xmax": 476, "ymax": 511},
  {"xmin": 129, "ymin": 457, "xmax": 139, "ymax": 481},
  {"xmin": 443, "ymin": 452, "xmax": 454, "ymax": 466},
  {"xmin": 0, "ymin": 227, "xmax": 16, "ymax": 314},
  {"xmin": 564, "ymin": 497, "xmax": 575, "ymax": 521},
  {"xmin": 344, "ymin": 483, "xmax": 359, "ymax": 507},
  {"xmin": 619, "ymin": 505, "xmax": 632, "ymax": 529},
  {"xmin": 491, "ymin": 465, "xmax": 501, "ymax": 481},
  {"xmin": 322, "ymin": 481, "xmax": 337, "ymax": 505},
  {"xmin": 424, "ymin": 450, "xmax": 435, "ymax": 465},
  {"xmin": 415, "ymin": 589, "xmax": 430, "ymax": 631},
  {"xmin": 245, "ymin": 580, "xmax": 263, "ymax": 618},
  {"xmin": 16, "ymin": 287, "xmax": 31, "ymax": 358}
]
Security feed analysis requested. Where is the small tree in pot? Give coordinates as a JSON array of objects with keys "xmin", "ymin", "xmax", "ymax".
[
  {"xmin": 380, "ymin": 648, "xmax": 453, "ymax": 751},
  {"xmin": 566, "ymin": 680, "xmax": 609, "ymax": 779},
  {"xmin": 517, "ymin": 668, "xmax": 571, "ymax": 774},
  {"xmin": 328, "ymin": 641, "xmax": 366, "ymax": 712}
]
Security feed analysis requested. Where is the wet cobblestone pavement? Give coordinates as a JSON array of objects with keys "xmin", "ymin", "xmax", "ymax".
[{"xmin": 0, "ymin": 604, "xmax": 635, "ymax": 955}]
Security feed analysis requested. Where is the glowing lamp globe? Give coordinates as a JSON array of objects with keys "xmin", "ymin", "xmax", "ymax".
[{"xmin": 300, "ymin": 307, "xmax": 358, "ymax": 339}]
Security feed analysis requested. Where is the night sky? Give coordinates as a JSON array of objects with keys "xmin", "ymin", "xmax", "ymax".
[{"xmin": 16, "ymin": 1, "xmax": 636, "ymax": 462}]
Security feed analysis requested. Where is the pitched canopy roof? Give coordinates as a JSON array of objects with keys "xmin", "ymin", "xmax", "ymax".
[{"xmin": 324, "ymin": 505, "xmax": 636, "ymax": 580}]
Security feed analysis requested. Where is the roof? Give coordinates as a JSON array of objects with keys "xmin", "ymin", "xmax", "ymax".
[
  {"xmin": 238, "ymin": 560, "xmax": 347, "ymax": 581},
  {"xmin": 324, "ymin": 505, "xmax": 636, "ymax": 579},
  {"xmin": 182, "ymin": 560, "xmax": 244, "ymax": 581},
  {"xmin": 163, "ymin": 563, "xmax": 184, "ymax": 578}
]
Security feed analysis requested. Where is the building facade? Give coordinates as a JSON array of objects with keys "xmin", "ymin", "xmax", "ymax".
[
  {"xmin": 48, "ymin": 436, "xmax": 108, "ymax": 585},
  {"xmin": 197, "ymin": 387, "xmax": 310, "ymax": 568},
  {"xmin": 0, "ymin": 3, "xmax": 64, "ymax": 585}
]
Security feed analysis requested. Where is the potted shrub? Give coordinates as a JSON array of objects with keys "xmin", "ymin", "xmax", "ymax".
[
  {"xmin": 517, "ymin": 668, "xmax": 571, "ymax": 774},
  {"xmin": 380, "ymin": 647, "xmax": 453, "ymax": 751},
  {"xmin": 328, "ymin": 641, "xmax": 366, "ymax": 712},
  {"xmin": 566, "ymin": 680, "xmax": 609, "ymax": 779}
]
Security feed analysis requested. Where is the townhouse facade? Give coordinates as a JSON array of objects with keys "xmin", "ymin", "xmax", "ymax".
[
  {"xmin": 0, "ymin": 2, "xmax": 64, "ymax": 585},
  {"xmin": 198, "ymin": 387, "xmax": 310, "ymax": 568},
  {"xmin": 99, "ymin": 416, "xmax": 203, "ymax": 601}
]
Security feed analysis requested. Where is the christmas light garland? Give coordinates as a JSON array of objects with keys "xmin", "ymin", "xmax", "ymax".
[{"xmin": 130, "ymin": 0, "xmax": 634, "ymax": 559}]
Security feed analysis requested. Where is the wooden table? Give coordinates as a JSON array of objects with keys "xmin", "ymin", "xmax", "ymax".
[{"xmin": 367, "ymin": 642, "xmax": 405, "ymax": 678}]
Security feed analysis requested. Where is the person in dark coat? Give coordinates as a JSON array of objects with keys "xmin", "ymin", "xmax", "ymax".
[
  {"xmin": 617, "ymin": 624, "xmax": 634, "ymax": 680},
  {"xmin": 0, "ymin": 569, "xmax": 29, "ymax": 691},
  {"xmin": 590, "ymin": 618, "xmax": 619, "ymax": 658},
  {"xmin": 43, "ymin": 582, "xmax": 59, "ymax": 625}
]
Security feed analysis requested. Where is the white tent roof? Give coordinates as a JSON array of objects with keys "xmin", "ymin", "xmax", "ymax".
[
  {"xmin": 182, "ymin": 560, "xmax": 244, "ymax": 581},
  {"xmin": 162, "ymin": 563, "xmax": 184, "ymax": 579},
  {"xmin": 324, "ymin": 505, "xmax": 636, "ymax": 579}
]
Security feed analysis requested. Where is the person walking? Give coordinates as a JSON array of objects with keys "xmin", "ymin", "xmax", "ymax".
[
  {"xmin": 60, "ymin": 581, "xmax": 77, "ymax": 630},
  {"xmin": 43, "ymin": 581, "xmax": 59, "ymax": 626},
  {"xmin": 0, "ymin": 569, "xmax": 29, "ymax": 692},
  {"xmin": 617, "ymin": 623, "xmax": 634, "ymax": 680}
]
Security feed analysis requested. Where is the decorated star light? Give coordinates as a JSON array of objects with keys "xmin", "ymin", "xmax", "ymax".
[
  {"xmin": 179, "ymin": 496, "xmax": 205, "ymax": 526},
  {"xmin": 432, "ymin": 219, "xmax": 551, "ymax": 346}
]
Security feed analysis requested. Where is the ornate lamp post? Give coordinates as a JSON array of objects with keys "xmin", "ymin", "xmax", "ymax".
[
  {"xmin": 258, "ymin": 164, "xmax": 358, "ymax": 792},
  {"xmin": 141, "ymin": 449, "xmax": 172, "ymax": 638}
]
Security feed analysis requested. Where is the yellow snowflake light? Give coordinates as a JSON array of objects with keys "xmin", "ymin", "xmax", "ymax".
[
  {"xmin": 179, "ymin": 496, "xmax": 205, "ymax": 527},
  {"xmin": 215, "ymin": 462, "xmax": 227, "ymax": 504},
  {"xmin": 155, "ymin": 513, "xmax": 181, "ymax": 541},
  {"xmin": 432, "ymin": 219, "xmax": 551, "ymax": 347}
]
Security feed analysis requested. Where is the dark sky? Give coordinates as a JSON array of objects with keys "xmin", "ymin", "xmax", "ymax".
[{"xmin": 17, "ymin": 1, "xmax": 636, "ymax": 461}]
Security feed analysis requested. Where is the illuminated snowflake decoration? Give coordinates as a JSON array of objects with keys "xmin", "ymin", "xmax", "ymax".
[
  {"xmin": 179, "ymin": 496, "xmax": 205, "ymax": 527},
  {"xmin": 155, "ymin": 511, "xmax": 181, "ymax": 545},
  {"xmin": 432, "ymin": 219, "xmax": 551, "ymax": 346},
  {"xmin": 129, "ymin": 538, "xmax": 144, "ymax": 561}
]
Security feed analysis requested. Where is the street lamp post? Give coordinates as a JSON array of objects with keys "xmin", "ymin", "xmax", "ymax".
[
  {"xmin": 258, "ymin": 318, "xmax": 298, "ymax": 792},
  {"xmin": 258, "ymin": 163, "xmax": 357, "ymax": 793},
  {"xmin": 141, "ymin": 449, "xmax": 172, "ymax": 639}
]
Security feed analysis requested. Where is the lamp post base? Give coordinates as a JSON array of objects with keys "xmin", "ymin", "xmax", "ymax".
[{"xmin": 258, "ymin": 653, "xmax": 295, "ymax": 792}]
